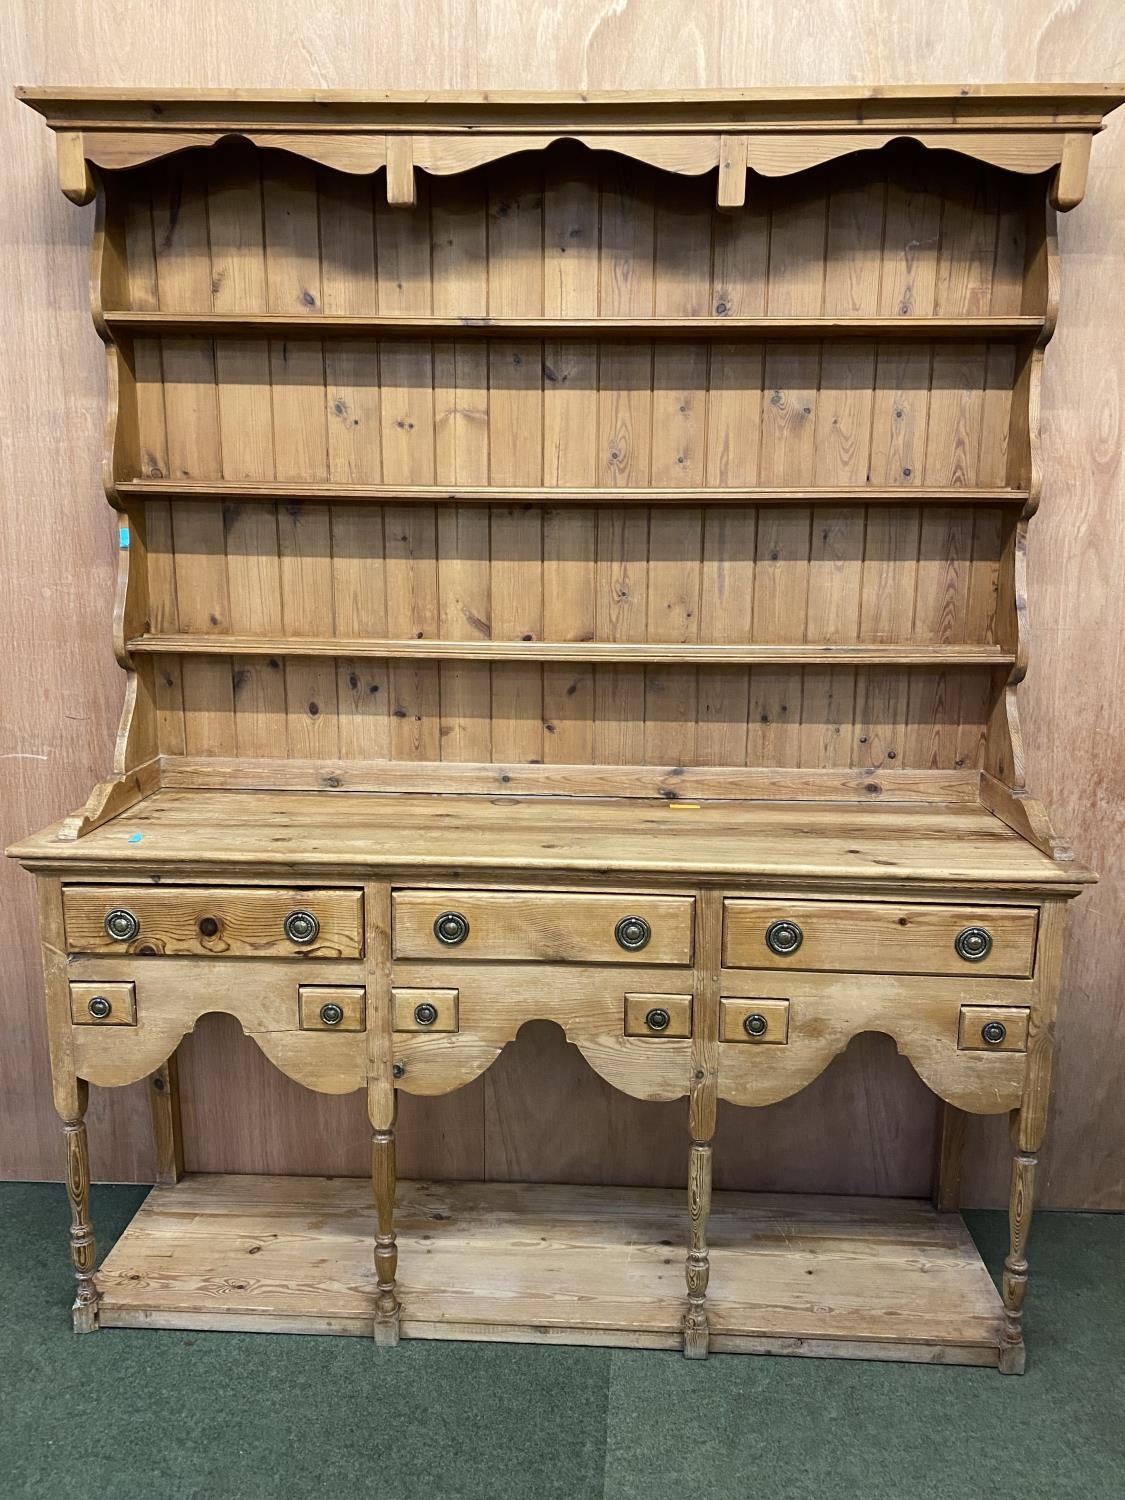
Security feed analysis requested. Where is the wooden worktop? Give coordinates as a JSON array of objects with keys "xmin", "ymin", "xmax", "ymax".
[{"xmin": 8, "ymin": 789, "xmax": 1094, "ymax": 891}]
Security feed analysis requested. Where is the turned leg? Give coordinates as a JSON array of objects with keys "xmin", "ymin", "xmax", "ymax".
[
  {"xmin": 62, "ymin": 1080, "xmax": 99, "ymax": 1333},
  {"xmin": 998, "ymin": 900, "xmax": 1064, "ymax": 1375},
  {"xmin": 683, "ymin": 888, "xmax": 720, "ymax": 1359},
  {"xmin": 372, "ymin": 1097, "xmax": 400, "ymax": 1347},
  {"xmin": 683, "ymin": 1137, "xmax": 713, "ymax": 1358},
  {"xmin": 999, "ymin": 1108, "xmax": 1039, "ymax": 1375},
  {"xmin": 932, "ymin": 1100, "xmax": 968, "ymax": 1212}
]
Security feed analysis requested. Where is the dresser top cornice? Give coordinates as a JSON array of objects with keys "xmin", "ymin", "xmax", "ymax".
[
  {"xmin": 16, "ymin": 82, "xmax": 1125, "ymax": 115},
  {"xmin": 18, "ymin": 81, "xmax": 1125, "ymax": 210}
]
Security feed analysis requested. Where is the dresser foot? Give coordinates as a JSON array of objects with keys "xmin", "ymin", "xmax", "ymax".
[
  {"xmin": 682, "ymin": 1309, "xmax": 710, "ymax": 1359},
  {"xmin": 62, "ymin": 1084, "xmax": 100, "ymax": 1334},
  {"xmin": 683, "ymin": 1139, "xmax": 712, "ymax": 1359},
  {"xmin": 998, "ymin": 1336, "xmax": 1027, "ymax": 1375},
  {"xmin": 373, "ymin": 1120, "xmax": 401, "ymax": 1346},
  {"xmin": 373, "ymin": 1308, "xmax": 401, "ymax": 1348}
]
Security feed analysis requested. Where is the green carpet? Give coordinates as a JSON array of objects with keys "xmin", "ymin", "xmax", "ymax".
[{"xmin": 0, "ymin": 1186, "xmax": 1122, "ymax": 1499}]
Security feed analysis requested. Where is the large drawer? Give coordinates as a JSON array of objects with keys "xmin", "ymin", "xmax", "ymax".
[
  {"xmin": 63, "ymin": 885, "xmax": 364, "ymax": 959},
  {"xmin": 722, "ymin": 899, "xmax": 1037, "ymax": 978},
  {"xmin": 392, "ymin": 891, "xmax": 694, "ymax": 965}
]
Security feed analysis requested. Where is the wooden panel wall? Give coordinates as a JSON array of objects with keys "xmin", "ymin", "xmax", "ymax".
[
  {"xmin": 2, "ymin": 0, "xmax": 1123, "ymax": 1208},
  {"xmin": 129, "ymin": 144, "xmax": 1015, "ymax": 774}
]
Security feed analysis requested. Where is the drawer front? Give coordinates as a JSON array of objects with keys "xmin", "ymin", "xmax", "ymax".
[
  {"xmin": 63, "ymin": 886, "xmax": 364, "ymax": 959},
  {"xmin": 392, "ymin": 891, "xmax": 695, "ymax": 965},
  {"xmin": 298, "ymin": 985, "xmax": 367, "ymax": 1032},
  {"xmin": 719, "ymin": 996, "xmax": 790, "ymax": 1044},
  {"xmin": 723, "ymin": 900, "xmax": 1037, "ymax": 977},
  {"xmin": 623, "ymin": 992, "xmax": 693, "ymax": 1039},
  {"xmin": 958, "ymin": 1005, "xmax": 1030, "ymax": 1052},
  {"xmin": 70, "ymin": 980, "xmax": 137, "ymax": 1026},
  {"xmin": 392, "ymin": 987, "xmax": 459, "ymax": 1033}
]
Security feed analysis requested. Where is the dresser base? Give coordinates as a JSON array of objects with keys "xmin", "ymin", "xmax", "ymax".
[{"xmin": 95, "ymin": 1174, "xmax": 1006, "ymax": 1364}]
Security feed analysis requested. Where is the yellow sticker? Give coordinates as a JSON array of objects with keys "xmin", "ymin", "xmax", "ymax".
[{"xmin": 668, "ymin": 801, "xmax": 701, "ymax": 810}]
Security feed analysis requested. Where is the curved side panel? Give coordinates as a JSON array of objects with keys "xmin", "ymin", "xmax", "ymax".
[
  {"xmin": 57, "ymin": 172, "xmax": 158, "ymax": 841},
  {"xmin": 982, "ymin": 191, "xmax": 1070, "ymax": 858}
]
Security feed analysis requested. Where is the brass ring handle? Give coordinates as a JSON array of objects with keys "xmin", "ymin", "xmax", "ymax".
[
  {"xmin": 615, "ymin": 915, "xmax": 652, "ymax": 951},
  {"xmin": 955, "ymin": 926, "xmax": 993, "ymax": 963},
  {"xmin": 434, "ymin": 911, "xmax": 470, "ymax": 946},
  {"xmin": 284, "ymin": 909, "xmax": 320, "ymax": 945},
  {"xmin": 765, "ymin": 920, "xmax": 803, "ymax": 957},
  {"xmin": 644, "ymin": 1007, "xmax": 671, "ymax": 1034},
  {"xmin": 87, "ymin": 995, "xmax": 112, "ymax": 1020},
  {"xmin": 104, "ymin": 908, "xmax": 140, "ymax": 942},
  {"xmin": 743, "ymin": 1012, "xmax": 769, "ymax": 1037},
  {"xmin": 414, "ymin": 1002, "xmax": 439, "ymax": 1027},
  {"xmin": 319, "ymin": 1002, "xmax": 344, "ymax": 1027},
  {"xmin": 981, "ymin": 1020, "xmax": 1007, "ymax": 1046}
]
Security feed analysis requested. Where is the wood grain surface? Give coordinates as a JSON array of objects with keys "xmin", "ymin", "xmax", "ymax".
[
  {"xmin": 94, "ymin": 1173, "xmax": 1007, "ymax": 1362},
  {"xmin": 2, "ymin": 0, "xmax": 1123, "ymax": 1208}
]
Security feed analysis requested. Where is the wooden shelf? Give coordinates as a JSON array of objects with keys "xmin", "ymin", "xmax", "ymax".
[
  {"xmin": 119, "ymin": 479, "xmax": 1029, "ymax": 507},
  {"xmin": 127, "ymin": 634, "xmax": 1015, "ymax": 667},
  {"xmin": 104, "ymin": 311, "xmax": 1045, "ymax": 340},
  {"xmin": 95, "ymin": 1175, "xmax": 1008, "ymax": 1365}
]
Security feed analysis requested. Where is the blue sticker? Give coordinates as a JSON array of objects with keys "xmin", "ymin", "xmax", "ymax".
[
  {"xmin": 119, "ymin": 524, "xmax": 130, "ymax": 549},
  {"xmin": 127, "ymin": 833, "xmax": 143, "ymax": 843}
]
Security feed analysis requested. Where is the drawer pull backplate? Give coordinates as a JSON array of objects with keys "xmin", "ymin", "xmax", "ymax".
[
  {"xmin": 284, "ymin": 909, "xmax": 320, "ymax": 945},
  {"xmin": 955, "ymin": 926, "xmax": 993, "ymax": 963},
  {"xmin": 434, "ymin": 911, "xmax": 470, "ymax": 946},
  {"xmin": 104, "ymin": 908, "xmax": 140, "ymax": 942},
  {"xmin": 615, "ymin": 915, "xmax": 652, "ymax": 952},
  {"xmin": 764, "ymin": 919, "xmax": 803, "ymax": 957}
]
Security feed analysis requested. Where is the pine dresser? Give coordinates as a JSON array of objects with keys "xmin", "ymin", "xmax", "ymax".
[{"xmin": 10, "ymin": 85, "xmax": 1121, "ymax": 1372}]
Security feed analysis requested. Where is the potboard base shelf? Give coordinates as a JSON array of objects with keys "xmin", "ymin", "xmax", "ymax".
[{"xmin": 96, "ymin": 1174, "xmax": 1005, "ymax": 1366}]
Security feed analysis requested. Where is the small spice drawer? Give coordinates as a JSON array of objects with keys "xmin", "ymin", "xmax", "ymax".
[
  {"xmin": 70, "ymin": 981, "xmax": 137, "ymax": 1026},
  {"xmin": 723, "ymin": 899, "xmax": 1038, "ymax": 978},
  {"xmin": 392, "ymin": 891, "xmax": 695, "ymax": 965},
  {"xmin": 719, "ymin": 997, "xmax": 790, "ymax": 1044},
  {"xmin": 298, "ymin": 985, "xmax": 367, "ymax": 1032},
  {"xmin": 623, "ymin": 993, "xmax": 693, "ymax": 1038},
  {"xmin": 392, "ymin": 987, "xmax": 460, "ymax": 1033},
  {"xmin": 958, "ymin": 1005, "xmax": 1030, "ymax": 1052},
  {"xmin": 62, "ymin": 885, "xmax": 364, "ymax": 959}
]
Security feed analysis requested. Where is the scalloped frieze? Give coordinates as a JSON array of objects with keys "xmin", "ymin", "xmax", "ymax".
[
  {"xmin": 396, "ymin": 1014, "xmax": 692, "ymax": 1102},
  {"xmin": 716, "ymin": 981, "xmax": 1036, "ymax": 1113},
  {"xmin": 64, "ymin": 123, "xmax": 1090, "ymax": 211},
  {"xmin": 73, "ymin": 1008, "xmax": 366, "ymax": 1094}
]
